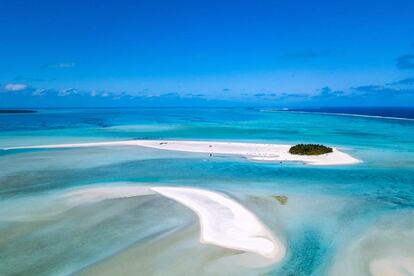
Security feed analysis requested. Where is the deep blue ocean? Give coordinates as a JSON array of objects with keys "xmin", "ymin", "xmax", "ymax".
[
  {"xmin": 287, "ymin": 106, "xmax": 414, "ymax": 120},
  {"xmin": 0, "ymin": 107, "xmax": 413, "ymax": 275}
]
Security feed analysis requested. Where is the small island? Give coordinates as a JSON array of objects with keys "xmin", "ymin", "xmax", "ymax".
[
  {"xmin": 273, "ymin": 195, "xmax": 288, "ymax": 205},
  {"xmin": 0, "ymin": 109, "xmax": 37, "ymax": 114},
  {"xmin": 289, "ymin": 144, "xmax": 333, "ymax": 155}
]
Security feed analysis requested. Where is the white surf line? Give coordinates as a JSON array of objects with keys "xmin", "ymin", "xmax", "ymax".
[
  {"xmin": 260, "ymin": 109, "xmax": 414, "ymax": 121},
  {"xmin": 151, "ymin": 186, "xmax": 285, "ymax": 261},
  {"xmin": 2, "ymin": 139, "xmax": 361, "ymax": 166}
]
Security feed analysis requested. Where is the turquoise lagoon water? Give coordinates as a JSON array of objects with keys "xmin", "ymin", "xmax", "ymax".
[{"xmin": 0, "ymin": 108, "xmax": 413, "ymax": 275}]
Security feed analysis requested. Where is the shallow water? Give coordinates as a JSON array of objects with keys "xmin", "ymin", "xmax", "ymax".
[{"xmin": 0, "ymin": 108, "xmax": 413, "ymax": 275}]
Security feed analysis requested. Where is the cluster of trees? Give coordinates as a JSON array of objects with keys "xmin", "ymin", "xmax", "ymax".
[{"xmin": 289, "ymin": 144, "xmax": 333, "ymax": 155}]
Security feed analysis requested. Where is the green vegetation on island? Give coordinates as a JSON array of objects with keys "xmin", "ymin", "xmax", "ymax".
[
  {"xmin": 273, "ymin": 195, "xmax": 288, "ymax": 205},
  {"xmin": 289, "ymin": 144, "xmax": 333, "ymax": 155}
]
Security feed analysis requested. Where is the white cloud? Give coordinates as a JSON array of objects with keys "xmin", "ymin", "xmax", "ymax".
[
  {"xmin": 58, "ymin": 88, "xmax": 77, "ymax": 96},
  {"xmin": 4, "ymin": 83, "xmax": 28, "ymax": 91},
  {"xmin": 48, "ymin": 62, "xmax": 76, "ymax": 68},
  {"xmin": 32, "ymin": 89, "xmax": 46, "ymax": 96}
]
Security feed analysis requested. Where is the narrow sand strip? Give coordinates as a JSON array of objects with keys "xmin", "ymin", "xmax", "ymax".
[
  {"xmin": 151, "ymin": 187, "xmax": 285, "ymax": 261},
  {"xmin": 0, "ymin": 185, "xmax": 156, "ymax": 221},
  {"xmin": 3, "ymin": 139, "xmax": 360, "ymax": 165},
  {"xmin": 62, "ymin": 186, "xmax": 155, "ymax": 203}
]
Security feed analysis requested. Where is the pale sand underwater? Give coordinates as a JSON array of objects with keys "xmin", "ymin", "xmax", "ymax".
[
  {"xmin": 2, "ymin": 185, "xmax": 284, "ymax": 263},
  {"xmin": 329, "ymin": 210, "xmax": 414, "ymax": 276},
  {"xmin": 1, "ymin": 108, "xmax": 413, "ymax": 275},
  {"xmin": 2, "ymin": 182, "xmax": 414, "ymax": 276},
  {"xmin": 0, "ymin": 183, "xmax": 414, "ymax": 276},
  {"xmin": 1, "ymin": 183, "xmax": 287, "ymax": 275}
]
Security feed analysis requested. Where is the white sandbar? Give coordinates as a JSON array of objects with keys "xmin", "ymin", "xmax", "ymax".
[
  {"xmin": 151, "ymin": 186, "xmax": 285, "ymax": 261},
  {"xmin": 3, "ymin": 139, "xmax": 360, "ymax": 165}
]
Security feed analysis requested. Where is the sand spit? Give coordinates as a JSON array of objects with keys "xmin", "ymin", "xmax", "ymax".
[{"xmin": 3, "ymin": 139, "xmax": 361, "ymax": 165}]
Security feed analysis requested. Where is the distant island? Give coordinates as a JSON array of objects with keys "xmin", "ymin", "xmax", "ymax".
[
  {"xmin": 0, "ymin": 109, "xmax": 37, "ymax": 114},
  {"xmin": 289, "ymin": 144, "xmax": 333, "ymax": 155}
]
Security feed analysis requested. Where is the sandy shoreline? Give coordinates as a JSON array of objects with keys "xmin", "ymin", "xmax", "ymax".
[{"xmin": 3, "ymin": 139, "xmax": 361, "ymax": 165}]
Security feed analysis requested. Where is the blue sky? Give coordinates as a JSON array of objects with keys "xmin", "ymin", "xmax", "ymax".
[{"xmin": 1, "ymin": 0, "xmax": 414, "ymax": 107}]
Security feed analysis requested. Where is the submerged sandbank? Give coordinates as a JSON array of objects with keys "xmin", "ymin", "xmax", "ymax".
[
  {"xmin": 2, "ymin": 139, "xmax": 361, "ymax": 165},
  {"xmin": 329, "ymin": 210, "xmax": 414, "ymax": 276},
  {"xmin": 6, "ymin": 185, "xmax": 285, "ymax": 263},
  {"xmin": 370, "ymin": 256, "xmax": 414, "ymax": 276}
]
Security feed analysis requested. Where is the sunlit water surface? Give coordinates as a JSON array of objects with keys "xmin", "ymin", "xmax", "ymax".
[{"xmin": 0, "ymin": 108, "xmax": 413, "ymax": 275}]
